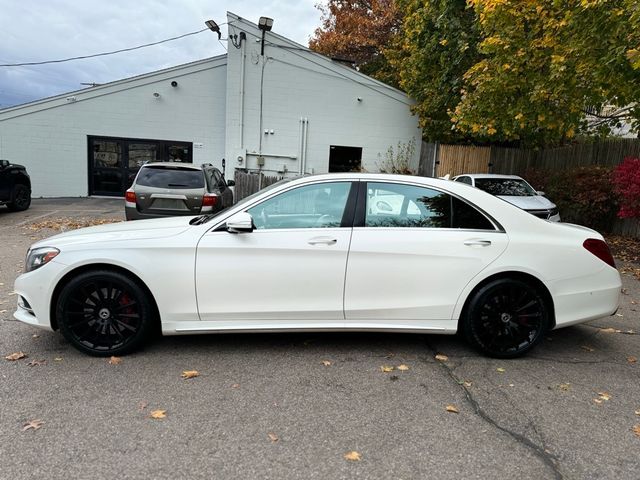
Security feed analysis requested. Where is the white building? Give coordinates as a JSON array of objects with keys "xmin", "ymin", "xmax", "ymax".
[{"xmin": 0, "ymin": 13, "xmax": 421, "ymax": 198}]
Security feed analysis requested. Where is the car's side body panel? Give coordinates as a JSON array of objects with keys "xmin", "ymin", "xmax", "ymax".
[{"xmin": 13, "ymin": 173, "xmax": 621, "ymax": 347}]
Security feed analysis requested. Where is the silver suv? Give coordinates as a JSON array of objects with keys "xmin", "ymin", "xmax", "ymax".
[{"xmin": 125, "ymin": 163, "xmax": 234, "ymax": 220}]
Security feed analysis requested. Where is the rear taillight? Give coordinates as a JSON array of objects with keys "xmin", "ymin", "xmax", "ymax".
[
  {"xmin": 125, "ymin": 190, "xmax": 136, "ymax": 203},
  {"xmin": 583, "ymin": 238, "xmax": 616, "ymax": 268},
  {"xmin": 202, "ymin": 194, "xmax": 219, "ymax": 208}
]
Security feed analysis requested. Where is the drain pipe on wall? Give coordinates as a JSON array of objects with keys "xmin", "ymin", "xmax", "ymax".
[
  {"xmin": 301, "ymin": 118, "xmax": 309, "ymax": 175},
  {"xmin": 238, "ymin": 34, "xmax": 246, "ymax": 149},
  {"xmin": 298, "ymin": 117, "xmax": 304, "ymax": 174}
]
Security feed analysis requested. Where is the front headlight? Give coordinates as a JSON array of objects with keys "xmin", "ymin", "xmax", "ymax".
[{"xmin": 25, "ymin": 247, "xmax": 60, "ymax": 272}]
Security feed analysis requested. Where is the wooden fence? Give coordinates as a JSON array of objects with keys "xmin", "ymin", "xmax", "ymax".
[
  {"xmin": 436, "ymin": 144, "xmax": 491, "ymax": 177},
  {"xmin": 424, "ymin": 138, "xmax": 640, "ymax": 177},
  {"xmin": 233, "ymin": 170, "xmax": 282, "ymax": 203}
]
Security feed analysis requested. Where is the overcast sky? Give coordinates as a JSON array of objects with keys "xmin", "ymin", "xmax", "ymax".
[{"xmin": 0, "ymin": 0, "xmax": 321, "ymax": 108}]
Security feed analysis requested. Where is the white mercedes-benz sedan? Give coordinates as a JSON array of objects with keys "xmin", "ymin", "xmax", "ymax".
[{"xmin": 13, "ymin": 173, "xmax": 621, "ymax": 358}]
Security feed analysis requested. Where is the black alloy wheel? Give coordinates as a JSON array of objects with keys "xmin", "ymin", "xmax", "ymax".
[
  {"xmin": 462, "ymin": 278, "xmax": 549, "ymax": 358},
  {"xmin": 7, "ymin": 184, "xmax": 30, "ymax": 211},
  {"xmin": 57, "ymin": 270, "xmax": 154, "ymax": 356}
]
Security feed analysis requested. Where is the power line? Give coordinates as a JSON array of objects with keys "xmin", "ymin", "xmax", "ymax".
[{"xmin": 0, "ymin": 26, "xmax": 225, "ymax": 67}]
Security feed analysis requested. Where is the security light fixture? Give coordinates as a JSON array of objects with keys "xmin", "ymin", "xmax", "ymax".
[
  {"xmin": 205, "ymin": 20, "xmax": 221, "ymax": 40},
  {"xmin": 257, "ymin": 17, "xmax": 274, "ymax": 56},
  {"xmin": 171, "ymin": 81, "xmax": 178, "ymax": 87},
  {"xmin": 153, "ymin": 92, "xmax": 160, "ymax": 98},
  {"xmin": 258, "ymin": 17, "xmax": 273, "ymax": 31}
]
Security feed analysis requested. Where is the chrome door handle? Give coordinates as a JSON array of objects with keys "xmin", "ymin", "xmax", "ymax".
[
  {"xmin": 464, "ymin": 239, "xmax": 492, "ymax": 247},
  {"xmin": 308, "ymin": 237, "xmax": 337, "ymax": 245}
]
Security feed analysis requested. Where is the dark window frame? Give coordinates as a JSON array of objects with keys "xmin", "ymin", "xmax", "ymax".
[{"xmin": 87, "ymin": 135, "xmax": 193, "ymax": 196}]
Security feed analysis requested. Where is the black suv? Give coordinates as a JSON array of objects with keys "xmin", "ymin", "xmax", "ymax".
[{"xmin": 0, "ymin": 160, "xmax": 31, "ymax": 211}]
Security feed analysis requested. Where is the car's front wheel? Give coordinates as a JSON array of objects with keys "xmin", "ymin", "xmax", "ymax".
[
  {"xmin": 57, "ymin": 270, "xmax": 155, "ymax": 356},
  {"xmin": 7, "ymin": 184, "xmax": 30, "ymax": 211},
  {"xmin": 462, "ymin": 278, "xmax": 550, "ymax": 358}
]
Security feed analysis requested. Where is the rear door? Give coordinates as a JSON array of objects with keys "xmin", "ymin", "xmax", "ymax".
[
  {"xmin": 134, "ymin": 166, "xmax": 205, "ymax": 215},
  {"xmin": 344, "ymin": 181, "xmax": 508, "ymax": 324}
]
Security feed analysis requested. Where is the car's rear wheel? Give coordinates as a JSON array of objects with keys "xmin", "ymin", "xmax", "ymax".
[
  {"xmin": 57, "ymin": 270, "xmax": 154, "ymax": 356},
  {"xmin": 7, "ymin": 184, "xmax": 30, "ymax": 211},
  {"xmin": 462, "ymin": 278, "xmax": 549, "ymax": 358}
]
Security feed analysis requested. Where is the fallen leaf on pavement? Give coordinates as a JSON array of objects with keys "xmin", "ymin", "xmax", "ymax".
[
  {"xmin": 22, "ymin": 419, "xmax": 44, "ymax": 431},
  {"xmin": 321, "ymin": 360, "xmax": 332, "ymax": 367},
  {"xmin": 598, "ymin": 392, "xmax": 611, "ymax": 401},
  {"xmin": 593, "ymin": 398, "xmax": 603, "ymax": 405},
  {"xmin": 397, "ymin": 364, "xmax": 409, "ymax": 371},
  {"xmin": 108, "ymin": 356, "xmax": 122, "ymax": 365},
  {"xmin": 27, "ymin": 359, "xmax": 46, "ymax": 367},
  {"xmin": 633, "ymin": 425, "xmax": 640, "ymax": 438},
  {"xmin": 445, "ymin": 405, "xmax": 459, "ymax": 413},
  {"xmin": 599, "ymin": 328, "xmax": 621, "ymax": 334},
  {"xmin": 558, "ymin": 383, "xmax": 571, "ymax": 391},
  {"xmin": 32, "ymin": 334, "xmax": 39, "ymax": 339},
  {"xmin": 635, "ymin": 409, "xmax": 640, "ymax": 416},
  {"xmin": 268, "ymin": 432, "xmax": 279, "ymax": 443},
  {"xmin": 496, "ymin": 368, "xmax": 506, "ymax": 373},
  {"xmin": 581, "ymin": 345, "xmax": 595, "ymax": 352},
  {"xmin": 380, "ymin": 366, "xmax": 394, "ymax": 372},
  {"xmin": 5, "ymin": 352, "xmax": 27, "ymax": 361},
  {"xmin": 231, "ymin": 383, "xmax": 240, "ymax": 389},
  {"xmin": 150, "ymin": 410, "xmax": 167, "ymax": 419},
  {"xmin": 463, "ymin": 380, "xmax": 472, "ymax": 388},
  {"xmin": 181, "ymin": 370, "xmax": 199, "ymax": 379},
  {"xmin": 628, "ymin": 356, "xmax": 637, "ymax": 365},
  {"xmin": 54, "ymin": 357, "xmax": 63, "ymax": 362},
  {"xmin": 435, "ymin": 354, "xmax": 448, "ymax": 362},
  {"xmin": 344, "ymin": 451, "xmax": 361, "ymax": 461}
]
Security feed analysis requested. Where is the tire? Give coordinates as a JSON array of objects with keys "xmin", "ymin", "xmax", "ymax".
[
  {"xmin": 461, "ymin": 278, "xmax": 550, "ymax": 358},
  {"xmin": 7, "ymin": 184, "xmax": 31, "ymax": 211},
  {"xmin": 56, "ymin": 270, "xmax": 155, "ymax": 356}
]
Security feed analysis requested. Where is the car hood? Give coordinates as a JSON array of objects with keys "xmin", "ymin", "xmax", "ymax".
[
  {"xmin": 31, "ymin": 216, "xmax": 195, "ymax": 248},
  {"xmin": 497, "ymin": 195, "xmax": 556, "ymax": 210}
]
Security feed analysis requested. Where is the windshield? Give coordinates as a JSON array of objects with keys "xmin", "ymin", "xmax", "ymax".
[
  {"xmin": 474, "ymin": 178, "xmax": 536, "ymax": 196},
  {"xmin": 136, "ymin": 166, "xmax": 205, "ymax": 189}
]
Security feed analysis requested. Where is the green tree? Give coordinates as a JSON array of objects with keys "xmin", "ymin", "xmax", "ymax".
[
  {"xmin": 386, "ymin": 0, "xmax": 481, "ymax": 143},
  {"xmin": 308, "ymin": 0, "xmax": 401, "ymax": 82},
  {"xmin": 451, "ymin": 0, "xmax": 640, "ymax": 146}
]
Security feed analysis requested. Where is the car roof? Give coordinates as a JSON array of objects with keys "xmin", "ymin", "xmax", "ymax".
[
  {"xmin": 456, "ymin": 174, "xmax": 524, "ymax": 180},
  {"xmin": 142, "ymin": 162, "xmax": 202, "ymax": 170}
]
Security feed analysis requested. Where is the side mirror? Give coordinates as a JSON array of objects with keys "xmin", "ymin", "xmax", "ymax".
[
  {"xmin": 0, "ymin": 160, "xmax": 9, "ymax": 170},
  {"xmin": 226, "ymin": 211, "xmax": 254, "ymax": 233},
  {"xmin": 226, "ymin": 179, "xmax": 235, "ymax": 187},
  {"xmin": 536, "ymin": 190, "xmax": 546, "ymax": 196}
]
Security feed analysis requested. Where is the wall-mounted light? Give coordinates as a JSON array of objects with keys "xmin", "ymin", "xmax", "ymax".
[
  {"xmin": 205, "ymin": 20, "xmax": 221, "ymax": 39},
  {"xmin": 171, "ymin": 81, "xmax": 178, "ymax": 88},
  {"xmin": 258, "ymin": 17, "xmax": 273, "ymax": 31},
  {"xmin": 357, "ymin": 97, "xmax": 362, "ymax": 102},
  {"xmin": 258, "ymin": 16, "xmax": 274, "ymax": 56},
  {"xmin": 153, "ymin": 92, "xmax": 160, "ymax": 98},
  {"xmin": 66, "ymin": 96, "xmax": 77, "ymax": 103}
]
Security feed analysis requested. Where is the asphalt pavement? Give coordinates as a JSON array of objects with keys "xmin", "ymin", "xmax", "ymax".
[{"xmin": 0, "ymin": 199, "xmax": 638, "ymax": 480}]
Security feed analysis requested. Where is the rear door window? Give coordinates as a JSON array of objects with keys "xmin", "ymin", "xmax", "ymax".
[{"xmin": 136, "ymin": 167, "xmax": 204, "ymax": 189}]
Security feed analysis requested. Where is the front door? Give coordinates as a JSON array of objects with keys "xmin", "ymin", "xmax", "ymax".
[{"xmin": 195, "ymin": 181, "xmax": 355, "ymax": 323}]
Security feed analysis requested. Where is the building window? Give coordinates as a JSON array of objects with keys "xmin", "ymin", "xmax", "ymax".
[{"xmin": 87, "ymin": 136, "xmax": 193, "ymax": 196}]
